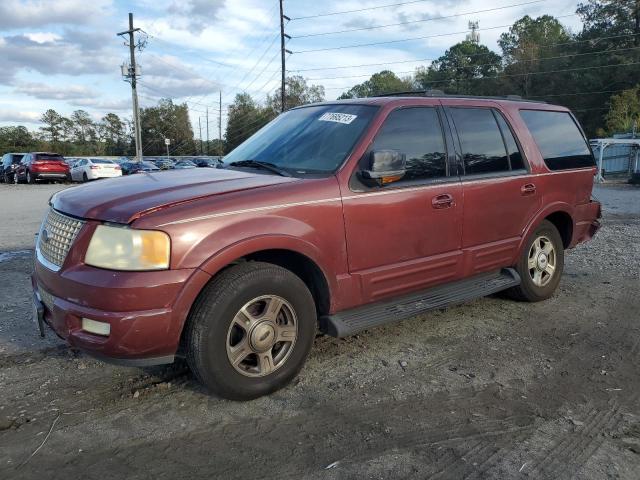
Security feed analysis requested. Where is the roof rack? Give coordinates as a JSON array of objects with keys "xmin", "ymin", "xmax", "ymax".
[{"xmin": 376, "ymin": 90, "xmax": 545, "ymax": 103}]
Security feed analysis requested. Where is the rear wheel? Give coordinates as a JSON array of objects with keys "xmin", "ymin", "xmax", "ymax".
[
  {"xmin": 509, "ymin": 220, "xmax": 564, "ymax": 302},
  {"xmin": 82, "ymin": 172, "xmax": 88, "ymax": 182},
  {"xmin": 186, "ymin": 262, "xmax": 316, "ymax": 400}
]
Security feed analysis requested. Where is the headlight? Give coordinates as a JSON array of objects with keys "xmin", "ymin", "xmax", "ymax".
[{"xmin": 85, "ymin": 225, "xmax": 170, "ymax": 271}]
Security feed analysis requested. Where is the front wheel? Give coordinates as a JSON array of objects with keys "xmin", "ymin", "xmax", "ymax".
[
  {"xmin": 186, "ymin": 262, "xmax": 316, "ymax": 400},
  {"xmin": 509, "ymin": 220, "xmax": 564, "ymax": 302},
  {"xmin": 26, "ymin": 170, "xmax": 35, "ymax": 184}
]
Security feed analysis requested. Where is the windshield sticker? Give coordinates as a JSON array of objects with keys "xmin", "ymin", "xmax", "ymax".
[{"xmin": 318, "ymin": 112, "xmax": 358, "ymax": 125}]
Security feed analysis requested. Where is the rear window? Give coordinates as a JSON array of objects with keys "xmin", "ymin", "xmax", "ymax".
[
  {"xmin": 36, "ymin": 154, "xmax": 64, "ymax": 162},
  {"xmin": 91, "ymin": 159, "xmax": 114, "ymax": 164},
  {"xmin": 520, "ymin": 110, "xmax": 594, "ymax": 170}
]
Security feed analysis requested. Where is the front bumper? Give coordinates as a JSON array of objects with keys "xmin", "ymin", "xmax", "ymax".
[{"xmin": 32, "ymin": 258, "xmax": 210, "ymax": 364}]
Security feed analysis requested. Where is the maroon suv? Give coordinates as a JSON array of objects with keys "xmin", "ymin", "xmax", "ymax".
[
  {"xmin": 15, "ymin": 152, "xmax": 70, "ymax": 183},
  {"xmin": 32, "ymin": 95, "xmax": 601, "ymax": 400}
]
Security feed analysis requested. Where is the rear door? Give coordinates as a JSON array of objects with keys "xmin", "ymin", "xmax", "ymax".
[
  {"xmin": 445, "ymin": 104, "xmax": 542, "ymax": 275},
  {"xmin": 342, "ymin": 105, "xmax": 464, "ymax": 304}
]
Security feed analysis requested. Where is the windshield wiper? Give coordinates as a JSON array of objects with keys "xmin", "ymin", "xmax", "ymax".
[{"xmin": 228, "ymin": 160, "xmax": 292, "ymax": 177}]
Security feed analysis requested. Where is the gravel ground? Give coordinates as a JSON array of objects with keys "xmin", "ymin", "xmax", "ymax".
[{"xmin": 0, "ymin": 180, "xmax": 639, "ymax": 479}]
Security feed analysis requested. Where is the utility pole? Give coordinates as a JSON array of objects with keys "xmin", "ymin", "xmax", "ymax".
[
  {"xmin": 198, "ymin": 117, "xmax": 203, "ymax": 155},
  {"xmin": 279, "ymin": 1, "xmax": 292, "ymax": 113},
  {"xmin": 118, "ymin": 13, "xmax": 144, "ymax": 161},
  {"xmin": 218, "ymin": 91, "xmax": 223, "ymax": 155},
  {"xmin": 206, "ymin": 106, "xmax": 209, "ymax": 155}
]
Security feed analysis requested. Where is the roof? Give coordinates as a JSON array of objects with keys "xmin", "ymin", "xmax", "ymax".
[{"xmin": 305, "ymin": 92, "xmax": 555, "ymax": 109}]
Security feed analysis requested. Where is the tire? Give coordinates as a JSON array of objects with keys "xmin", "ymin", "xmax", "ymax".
[
  {"xmin": 508, "ymin": 220, "xmax": 564, "ymax": 302},
  {"xmin": 26, "ymin": 170, "xmax": 35, "ymax": 184},
  {"xmin": 14, "ymin": 172, "xmax": 20, "ymax": 184},
  {"xmin": 186, "ymin": 262, "xmax": 316, "ymax": 400},
  {"xmin": 83, "ymin": 172, "xmax": 88, "ymax": 182}
]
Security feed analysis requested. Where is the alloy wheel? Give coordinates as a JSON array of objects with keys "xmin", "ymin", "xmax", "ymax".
[
  {"xmin": 527, "ymin": 235, "xmax": 556, "ymax": 287},
  {"xmin": 226, "ymin": 295, "xmax": 298, "ymax": 378}
]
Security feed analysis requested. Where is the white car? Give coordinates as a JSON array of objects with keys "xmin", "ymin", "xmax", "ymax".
[{"xmin": 70, "ymin": 158, "xmax": 122, "ymax": 182}]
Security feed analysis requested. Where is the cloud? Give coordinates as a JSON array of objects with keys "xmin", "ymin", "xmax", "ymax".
[
  {"xmin": 15, "ymin": 82, "xmax": 96, "ymax": 100},
  {"xmin": 168, "ymin": 0, "xmax": 226, "ymax": 32},
  {"xmin": 0, "ymin": 109, "xmax": 41, "ymax": 123},
  {"xmin": 0, "ymin": 33, "xmax": 119, "ymax": 85},
  {"xmin": 0, "ymin": 0, "xmax": 113, "ymax": 29},
  {"xmin": 71, "ymin": 98, "xmax": 131, "ymax": 111}
]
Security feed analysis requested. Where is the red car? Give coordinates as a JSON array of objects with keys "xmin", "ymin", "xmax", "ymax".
[
  {"xmin": 32, "ymin": 95, "xmax": 601, "ymax": 400},
  {"xmin": 15, "ymin": 152, "xmax": 70, "ymax": 184}
]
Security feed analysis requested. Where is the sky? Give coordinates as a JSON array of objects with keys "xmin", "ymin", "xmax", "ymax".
[{"xmin": 0, "ymin": 0, "xmax": 585, "ymax": 138}]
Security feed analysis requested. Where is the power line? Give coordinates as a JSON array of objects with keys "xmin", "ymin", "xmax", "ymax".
[
  {"xmin": 288, "ymin": 32, "xmax": 640, "ymax": 72},
  {"xmin": 323, "ymin": 60, "xmax": 640, "ymax": 91},
  {"xmin": 292, "ymin": 14, "xmax": 577, "ymax": 53},
  {"xmin": 304, "ymin": 46, "xmax": 640, "ymax": 82},
  {"xmin": 291, "ymin": 0, "xmax": 546, "ymax": 38},
  {"xmin": 290, "ymin": 0, "xmax": 448, "ymax": 21}
]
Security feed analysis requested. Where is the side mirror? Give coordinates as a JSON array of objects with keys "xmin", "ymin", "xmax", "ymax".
[{"xmin": 361, "ymin": 150, "xmax": 406, "ymax": 186}]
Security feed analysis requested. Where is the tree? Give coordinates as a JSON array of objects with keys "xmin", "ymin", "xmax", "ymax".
[
  {"xmin": 577, "ymin": 0, "xmax": 640, "ymax": 48},
  {"xmin": 338, "ymin": 70, "xmax": 414, "ymax": 99},
  {"xmin": 40, "ymin": 109, "xmax": 64, "ymax": 144},
  {"xmin": 498, "ymin": 15, "xmax": 572, "ymax": 97},
  {"xmin": 266, "ymin": 75, "xmax": 325, "ymax": 113},
  {"xmin": 140, "ymin": 99, "xmax": 195, "ymax": 156},
  {"xmin": 99, "ymin": 113, "xmax": 128, "ymax": 156},
  {"xmin": 415, "ymin": 41, "xmax": 502, "ymax": 95},
  {"xmin": 0, "ymin": 126, "xmax": 37, "ymax": 152},
  {"xmin": 225, "ymin": 93, "xmax": 271, "ymax": 152},
  {"xmin": 604, "ymin": 86, "xmax": 640, "ymax": 134},
  {"xmin": 70, "ymin": 110, "xmax": 96, "ymax": 145}
]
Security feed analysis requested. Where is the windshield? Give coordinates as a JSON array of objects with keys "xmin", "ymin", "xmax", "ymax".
[{"xmin": 223, "ymin": 104, "xmax": 378, "ymax": 174}]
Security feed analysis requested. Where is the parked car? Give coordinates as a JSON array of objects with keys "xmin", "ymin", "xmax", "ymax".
[
  {"xmin": 120, "ymin": 161, "xmax": 160, "ymax": 175},
  {"xmin": 195, "ymin": 157, "xmax": 222, "ymax": 168},
  {"xmin": 153, "ymin": 159, "xmax": 175, "ymax": 170},
  {"xmin": 15, "ymin": 152, "xmax": 70, "ymax": 184},
  {"xmin": 174, "ymin": 160, "xmax": 197, "ymax": 169},
  {"xmin": 70, "ymin": 158, "xmax": 122, "ymax": 182},
  {"xmin": 32, "ymin": 95, "xmax": 601, "ymax": 400},
  {"xmin": 1, "ymin": 152, "xmax": 25, "ymax": 183}
]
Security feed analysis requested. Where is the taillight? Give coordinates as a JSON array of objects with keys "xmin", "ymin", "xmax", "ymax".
[
  {"xmin": 114, "ymin": 166, "xmax": 121, "ymax": 170},
  {"xmin": 90, "ymin": 165, "xmax": 99, "ymax": 170},
  {"xmin": 32, "ymin": 161, "xmax": 45, "ymax": 165}
]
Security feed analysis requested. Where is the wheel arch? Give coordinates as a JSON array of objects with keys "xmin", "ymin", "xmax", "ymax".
[
  {"xmin": 518, "ymin": 202, "xmax": 575, "ymax": 256},
  {"xmin": 174, "ymin": 238, "xmax": 335, "ymax": 356}
]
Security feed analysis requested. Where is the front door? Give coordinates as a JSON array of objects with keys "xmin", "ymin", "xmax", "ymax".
[{"xmin": 342, "ymin": 106, "xmax": 464, "ymax": 304}]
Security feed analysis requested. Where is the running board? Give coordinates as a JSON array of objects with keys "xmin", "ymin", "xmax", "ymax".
[{"xmin": 319, "ymin": 268, "xmax": 520, "ymax": 337}]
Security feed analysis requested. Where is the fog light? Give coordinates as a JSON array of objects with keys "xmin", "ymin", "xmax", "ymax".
[{"xmin": 82, "ymin": 318, "xmax": 111, "ymax": 336}]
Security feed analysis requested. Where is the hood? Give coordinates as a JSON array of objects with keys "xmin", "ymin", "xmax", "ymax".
[{"xmin": 52, "ymin": 168, "xmax": 298, "ymax": 224}]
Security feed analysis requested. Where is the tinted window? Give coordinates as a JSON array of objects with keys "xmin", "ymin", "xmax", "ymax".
[
  {"xmin": 520, "ymin": 110, "xmax": 594, "ymax": 170},
  {"xmin": 369, "ymin": 107, "xmax": 447, "ymax": 182},
  {"xmin": 92, "ymin": 159, "xmax": 113, "ymax": 164},
  {"xmin": 451, "ymin": 108, "xmax": 509, "ymax": 175},
  {"xmin": 494, "ymin": 113, "xmax": 525, "ymax": 170},
  {"xmin": 36, "ymin": 154, "xmax": 64, "ymax": 162}
]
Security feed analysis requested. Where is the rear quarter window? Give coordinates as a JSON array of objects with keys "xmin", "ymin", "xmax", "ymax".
[{"xmin": 520, "ymin": 110, "xmax": 595, "ymax": 171}]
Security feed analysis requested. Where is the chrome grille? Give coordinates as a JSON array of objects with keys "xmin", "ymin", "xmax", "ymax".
[
  {"xmin": 38, "ymin": 287, "xmax": 55, "ymax": 312},
  {"xmin": 37, "ymin": 208, "xmax": 85, "ymax": 268}
]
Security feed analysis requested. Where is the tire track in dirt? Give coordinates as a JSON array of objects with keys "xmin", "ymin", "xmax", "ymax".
[{"xmin": 527, "ymin": 400, "xmax": 622, "ymax": 478}]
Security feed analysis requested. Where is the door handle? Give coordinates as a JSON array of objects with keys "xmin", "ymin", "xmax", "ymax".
[
  {"xmin": 432, "ymin": 193, "xmax": 455, "ymax": 209},
  {"xmin": 521, "ymin": 183, "xmax": 536, "ymax": 195}
]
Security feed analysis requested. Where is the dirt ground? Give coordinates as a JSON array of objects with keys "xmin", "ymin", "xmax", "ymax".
[{"xmin": 0, "ymin": 181, "xmax": 639, "ymax": 479}]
